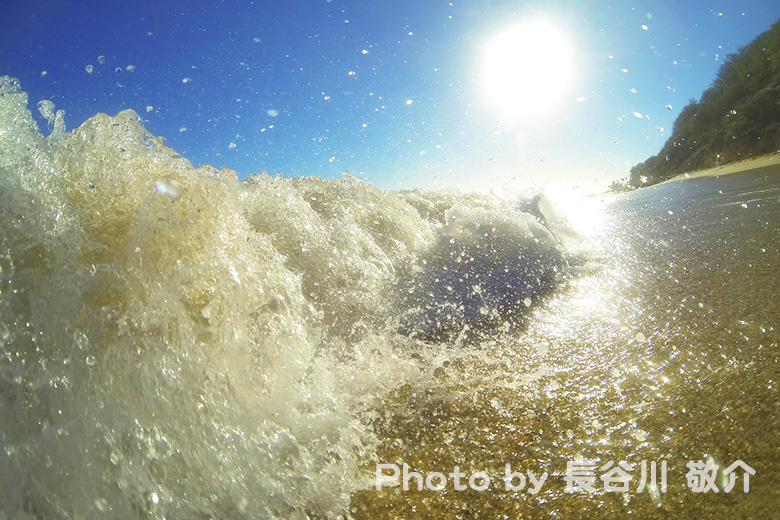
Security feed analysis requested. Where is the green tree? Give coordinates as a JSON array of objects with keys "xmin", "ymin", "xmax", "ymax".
[{"xmin": 632, "ymin": 19, "xmax": 780, "ymax": 185}]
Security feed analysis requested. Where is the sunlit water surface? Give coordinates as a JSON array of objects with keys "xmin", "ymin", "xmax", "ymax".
[
  {"xmin": 0, "ymin": 78, "xmax": 777, "ymax": 519},
  {"xmin": 353, "ymin": 171, "xmax": 779, "ymax": 519}
]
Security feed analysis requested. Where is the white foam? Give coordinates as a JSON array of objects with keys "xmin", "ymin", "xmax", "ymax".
[{"xmin": 0, "ymin": 76, "xmax": 584, "ymax": 518}]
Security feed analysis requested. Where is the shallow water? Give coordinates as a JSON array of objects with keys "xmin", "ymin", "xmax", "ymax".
[
  {"xmin": 1, "ymin": 77, "xmax": 778, "ymax": 519},
  {"xmin": 354, "ymin": 170, "xmax": 780, "ymax": 518}
]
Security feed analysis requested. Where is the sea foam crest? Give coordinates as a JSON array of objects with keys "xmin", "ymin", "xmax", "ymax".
[{"xmin": 0, "ymin": 76, "xmax": 583, "ymax": 518}]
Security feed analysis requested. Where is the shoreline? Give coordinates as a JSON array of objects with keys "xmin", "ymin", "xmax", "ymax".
[{"xmin": 657, "ymin": 152, "xmax": 780, "ymax": 185}]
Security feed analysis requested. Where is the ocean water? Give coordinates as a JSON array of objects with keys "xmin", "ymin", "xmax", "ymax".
[
  {"xmin": 1, "ymin": 76, "xmax": 778, "ymax": 519},
  {"xmin": 353, "ymin": 168, "xmax": 780, "ymax": 518}
]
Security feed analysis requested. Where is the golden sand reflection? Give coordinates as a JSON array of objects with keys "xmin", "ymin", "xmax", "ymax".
[
  {"xmin": 354, "ymin": 185, "xmax": 780, "ymax": 517},
  {"xmin": 354, "ymin": 206, "xmax": 684, "ymax": 516}
]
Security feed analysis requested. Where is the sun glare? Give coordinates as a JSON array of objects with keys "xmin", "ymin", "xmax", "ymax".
[{"xmin": 482, "ymin": 20, "xmax": 573, "ymax": 120}]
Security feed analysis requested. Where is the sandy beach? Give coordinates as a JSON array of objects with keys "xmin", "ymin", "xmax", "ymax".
[{"xmin": 660, "ymin": 152, "xmax": 780, "ymax": 184}]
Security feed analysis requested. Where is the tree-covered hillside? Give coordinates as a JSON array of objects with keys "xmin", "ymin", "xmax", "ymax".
[{"xmin": 630, "ymin": 20, "xmax": 780, "ymax": 186}]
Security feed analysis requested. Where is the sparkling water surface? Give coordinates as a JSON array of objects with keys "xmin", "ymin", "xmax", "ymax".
[{"xmin": 0, "ymin": 78, "xmax": 777, "ymax": 518}]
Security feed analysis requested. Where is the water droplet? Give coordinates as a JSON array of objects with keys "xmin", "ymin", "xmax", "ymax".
[
  {"xmin": 109, "ymin": 449, "xmax": 122, "ymax": 465},
  {"xmin": 95, "ymin": 498, "xmax": 109, "ymax": 512},
  {"xmin": 155, "ymin": 179, "xmax": 182, "ymax": 199},
  {"xmin": 37, "ymin": 100, "xmax": 55, "ymax": 122}
]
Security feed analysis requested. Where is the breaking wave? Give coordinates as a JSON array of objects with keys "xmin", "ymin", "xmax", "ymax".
[{"xmin": 0, "ymin": 76, "xmax": 585, "ymax": 518}]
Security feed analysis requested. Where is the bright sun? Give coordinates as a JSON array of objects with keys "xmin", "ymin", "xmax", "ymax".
[{"xmin": 482, "ymin": 20, "xmax": 573, "ymax": 120}]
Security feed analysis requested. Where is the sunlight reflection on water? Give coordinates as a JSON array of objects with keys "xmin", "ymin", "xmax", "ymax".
[
  {"xmin": 547, "ymin": 190, "xmax": 612, "ymax": 238},
  {"xmin": 357, "ymin": 174, "xmax": 779, "ymax": 518}
]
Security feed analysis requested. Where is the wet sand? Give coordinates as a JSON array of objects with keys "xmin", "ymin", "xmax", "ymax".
[{"xmin": 660, "ymin": 153, "xmax": 780, "ymax": 184}]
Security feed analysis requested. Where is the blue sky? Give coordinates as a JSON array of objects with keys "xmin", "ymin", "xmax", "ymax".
[{"xmin": 2, "ymin": 0, "xmax": 779, "ymax": 194}]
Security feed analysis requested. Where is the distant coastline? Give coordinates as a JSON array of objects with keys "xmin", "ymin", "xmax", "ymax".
[
  {"xmin": 658, "ymin": 152, "xmax": 780, "ymax": 185},
  {"xmin": 628, "ymin": 19, "xmax": 780, "ymax": 188}
]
